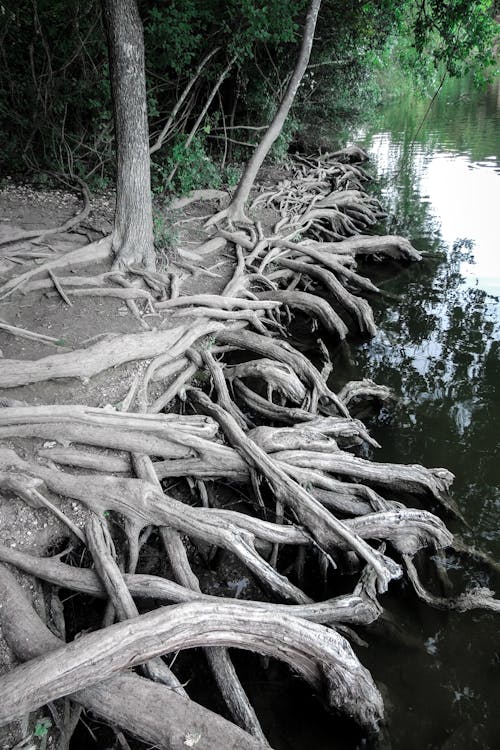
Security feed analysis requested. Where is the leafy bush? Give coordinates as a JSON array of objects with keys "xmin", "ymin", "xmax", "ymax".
[{"xmin": 152, "ymin": 133, "xmax": 222, "ymax": 197}]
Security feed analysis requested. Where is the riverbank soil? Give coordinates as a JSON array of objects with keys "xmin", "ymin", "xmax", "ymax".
[{"xmin": 0, "ymin": 152, "xmax": 498, "ymax": 750}]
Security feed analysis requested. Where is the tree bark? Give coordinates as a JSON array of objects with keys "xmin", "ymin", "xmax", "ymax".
[
  {"xmin": 102, "ymin": 0, "xmax": 155, "ymax": 269},
  {"xmin": 207, "ymin": 0, "xmax": 322, "ymax": 225}
]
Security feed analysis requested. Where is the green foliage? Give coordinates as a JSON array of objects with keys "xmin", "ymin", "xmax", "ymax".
[
  {"xmin": 0, "ymin": 0, "xmax": 111, "ymax": 174},
  {"xmin": 33, "ymin": 716, "xmax": 52, "ymax": 750},
  {"xmin": 153, "ymin": 210, "xmax": 178, "ymax": 252},
  {"xmin": 145, "ymin": 1, "xmax": 206, "ymax": 75},
  {"xmin": 203, "ymin": 334, "xmax": 218, "ymax": 350},
  {"xmin": 33, "ymin": 718, "xmax": 51, "ymax": 738},
  {"xmin": 0, "ymin": 0, "xmax": 496, "ymax": 184},
  {"xmin": 223, "ymin": 0, "xmax": 305, "ymax": 59},
  {"xmin": 223, "ymin": 164, "xmax": 243, "ymax": 188},
  {"xmin": 153, "ymin": 133, "xmax": 222, "ymax": 196},
  {"xmin": 270, "ymin": 115, "xmax": 299, "ymax": 163},
  {"xmin": 412, "ymin": 0, "xmax": 497, "ymax": 81}
]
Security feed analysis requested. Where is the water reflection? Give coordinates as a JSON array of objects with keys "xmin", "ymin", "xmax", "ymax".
[{"xmin": 345, "ymin": 73, "xmax": 500, "ymax": 749}]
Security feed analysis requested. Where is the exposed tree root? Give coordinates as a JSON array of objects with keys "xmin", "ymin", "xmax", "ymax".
[
  {"xmin": 0, "ymin": 175, "xmax": 92, "ymax": 248},
  {"xmin": 0, "ymin": 565, "xmax": 268, "ymax": 750},
  {"xmin": 132, "ymin": 448, "xmax": 267, "ymax": 741},
  {"xmin": 403, "ymin": 555, "xmax": 500, "ymax": 613},
  {"xmin": 255, "ymin": 289, "xmax": 348, "ymax": 338},
  {"xmin": 0, "ymin": 319, "xmax": 65, "ymax": 346},
  {"xmin": 215, "ymin": 328, "xmax": 350, "ymax": 416},
  {"xmin": 0, "ymin": 236, "xmax": 113, "ymax": 299},
  {"xmin": 338, "ymin": 379, "xmax": 394, "ymax": 409},
  {"xmin": 0, "ymin": 146, "xmax": 491, "ymax": 747},
  {"xmin": 0, "ymin": 581, "xmax": 384, "ymax": 732},
  {"xmin": 0, "ymin": 321, "xmax": 221, "ymax": 388},
  {"xmin": 276, "ymin": 256, "xmax": 377, "ymax": 336},
  {"xmin": 86, "ymin": 513, "xmax": 187, "ymax": 692},
  {"xmin": 0, "ymin": 544, "xmax": 382, "ymax": 626},
  {"xmin": 187, "ymin": 389, "xmax": 402, "ymax": 592},
  {"xmin": 0, "ymin": 448, "xmax": 310, "ymax": 603}
]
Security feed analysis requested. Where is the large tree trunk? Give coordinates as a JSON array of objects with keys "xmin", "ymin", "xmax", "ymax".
[
  {"xmin": 207, "ymin": 0, "xmax": 322, "ymax": 226},
  {"xmin": 102, "ymin": 0, "xmax": 155, "ymax": 269}
]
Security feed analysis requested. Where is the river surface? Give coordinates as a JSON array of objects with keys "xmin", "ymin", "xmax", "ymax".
[{"xmin": 347, "ymin": 74, "xmax": 500, "ymax": 749}]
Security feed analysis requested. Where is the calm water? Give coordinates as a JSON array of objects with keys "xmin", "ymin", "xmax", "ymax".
[{"xmin": 345, "ymin": 74, "xmax": 500, "ymax": 749}]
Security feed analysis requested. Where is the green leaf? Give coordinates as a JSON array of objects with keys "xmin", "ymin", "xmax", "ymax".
[{"xmin": 33, "ymin": 718, "xmax": 52, "ymax": 738}]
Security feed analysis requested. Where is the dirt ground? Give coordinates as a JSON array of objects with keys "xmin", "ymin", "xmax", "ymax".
[{"xmin": 0, "ymin": 179, "xmax": 254, "ymax": 749}]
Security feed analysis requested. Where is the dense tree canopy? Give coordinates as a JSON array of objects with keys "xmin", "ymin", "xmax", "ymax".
[{"xmin": 0, "ymin": 0, "xmax": 497, "ymax": 193}]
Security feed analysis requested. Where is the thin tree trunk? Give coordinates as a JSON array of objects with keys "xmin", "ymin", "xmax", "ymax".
[
  {"xmin": 102, "ymin": 0, "xmax": 155, "ymax": 269},
  {"xmin": 149, "ymin": 46, "xmax": 220, "ymax": 156},
  {"xmin": 207, "ymin": 0, "xmax": 322, "ymax": 225}
]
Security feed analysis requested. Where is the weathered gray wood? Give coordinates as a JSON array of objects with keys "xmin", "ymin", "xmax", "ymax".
[
  {"xmin": 256, "ymin": 290, "xmax": 348, "ymax": 338},
  {"xmin": 215, "ymin": 328, "xmax": 349, "ymax": 416},
  {"xmin": 0, "ymin": 321, "xmax": 221, "ymax": 387},
  {"xmin": 86, "ymin": 514, "xmax": 186, "ymax": 693},
  {"xmin": 0, "ymin": 565, "xmax": 268, "ymax": 750},
  {"xmin": 188, "ymin": 389, "xmax": 401, "ymax": 592},
  {"xmin": 0, "ymin": 448, "xmax": 308, "ymax": 604},
  {"xmin": 0, "ymin": 543, "xmax": 381, "ymax": 626},
  {"xmin": 0, "ymin": 592, "xmax": 384, "ymax": 731}
]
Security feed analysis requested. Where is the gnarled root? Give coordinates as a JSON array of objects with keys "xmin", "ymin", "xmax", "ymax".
[
  {"xmin": 0, "ymin": 577, "xmax": 385, "ymax": 732},
  {"xmin": 403, "ymin": 555, "xmax": 500, "ymax": 613},
  {"xmin": 0, "ymin": 565, "xmax": 269, "ymax": 750},
  {"xmin": 0, "ymin": 321, "xmax": 221, "ymax": 388}
]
